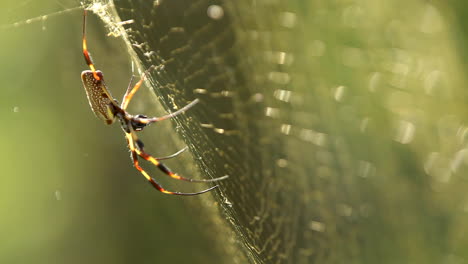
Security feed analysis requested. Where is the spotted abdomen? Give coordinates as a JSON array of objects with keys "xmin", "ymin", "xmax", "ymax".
[{"xmin": 81, "ymin": 70, "xmax": 116, "ymax": 124}]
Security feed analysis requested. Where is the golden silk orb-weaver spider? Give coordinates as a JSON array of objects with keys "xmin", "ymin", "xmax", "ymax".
[{"xmin": 81, "ymin": 10, "xmax": 227, "ymax": 195}]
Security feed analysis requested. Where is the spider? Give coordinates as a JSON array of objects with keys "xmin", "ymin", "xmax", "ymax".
[{"xmin": 80, "ymin": 10, "xmax": 227, "ymax": 195}]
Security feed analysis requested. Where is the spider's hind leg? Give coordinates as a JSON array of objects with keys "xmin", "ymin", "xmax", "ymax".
[
  {"xmin": 125, "ymin": 120, "xmax": 227, "ymax": 183},
  {"xmin": 125, "ymin": 133, "xmax": 220, "ymax": 196},
  {"xmin": 134, "ymin": 137, "xmax": 228, "ymax": 183}
]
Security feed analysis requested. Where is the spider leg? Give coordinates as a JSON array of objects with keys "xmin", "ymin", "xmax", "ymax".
[
  {"xmin": 137, "ymin": 146, "xmax": 228, "ymax": 182},
  {"xmin": 132, "ymin": 99, "xmax": 200, "ymax": 126},
  {"xmin": 125, "ymin": 133, "xmax": 219, "ymax": 196},
  {"xmin": 82, "ymin": 10, "xmax": 100, "ymax": 81},
  {"xmin": 155, "ymin": 146, "xmax": 188, "ymax": 161},
  {"xmin": 121, "ymin": 66, "xmax": 156, "ymax": 110},
  {"xmin": 129, "ymin": 131, "xmax": 228, "ymax": 182},
  {"xmin": 122, "ymin": 74, "xmax": 135, "ymax": 101}
]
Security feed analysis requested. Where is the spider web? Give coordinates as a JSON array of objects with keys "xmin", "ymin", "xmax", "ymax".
[
  {"xmin": 102, "ymin": 0, "xmax": 301, "ymax": 262},
  {"xmin": 88, "ymin": 0, "xmax": 468, "ymax": 263},
  {"xmin": 3, "ymin": 0, "xmax": 468, "ymax": 263}
]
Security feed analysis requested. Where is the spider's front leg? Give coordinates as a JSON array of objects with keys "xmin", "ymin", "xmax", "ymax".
[
  {"xmin": 130, "ymin": 99, "xmax": 200, "ymax": 129},
  {"xmin": 121, "ymin": 65, "xmax": 156, "ymax": 110},
  {"xmin": 120, "ymin": 63, "xmax": 199, "ymax": 128}
]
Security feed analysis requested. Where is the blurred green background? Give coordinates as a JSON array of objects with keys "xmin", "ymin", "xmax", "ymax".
[{"xmin": 3, "ymin": 0, "xmax": 468, "ymax": 264}]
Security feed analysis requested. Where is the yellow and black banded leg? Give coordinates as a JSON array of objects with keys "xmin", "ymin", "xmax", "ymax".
[
  {"xmin": 125, "ymin": 133, "xmax": 219, "ymax": 195},
  {"xmin": 135, "ymin": 146, "xmax": 228, "ymax": 183},
  {"xmin": 82, "ymin": 10, "xmax": 100, "ymax": 81},
  {"xmin": 129, "ymin": 130, "xmax": 227, "ymax": 183}
]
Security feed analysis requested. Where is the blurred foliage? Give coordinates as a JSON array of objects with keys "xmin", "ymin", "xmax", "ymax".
[{"xmin": 2, "ymin": 0, "xmax": 468, "ymax": 264}]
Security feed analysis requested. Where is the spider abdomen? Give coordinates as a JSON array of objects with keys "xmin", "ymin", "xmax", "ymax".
[{"xmin": 81, "ymin": 70, "xmax": 116, "ymax": 124}]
